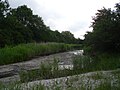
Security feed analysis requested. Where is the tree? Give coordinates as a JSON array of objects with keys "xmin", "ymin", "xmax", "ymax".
[
  {"xmin": 0, "ymin": 0, "xmax": 10, "ymax": 28},
  {"xmin": 0, "ymin": 0, "xmax": 11, "ymax": 47},
  {"xmin": 12, "ymin": 5, "xmax": 49, "ymax": 42},
  {"xmin": 0, "ymin": 3, "xmax": 79, "ymax": 48},
  {"xmin": 61, "ymin": 31, "xmax": 76, "ymax": 44},
  {"xmin": 84, "ymin": 3, "xmax": 120, "ymax": 53}
]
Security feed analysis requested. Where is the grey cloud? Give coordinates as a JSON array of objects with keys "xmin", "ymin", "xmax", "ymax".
[
  {"xmin": 9, "ymin": 0, "xmax": 37, "ymax": 8},
  {"xmin": 69, "ymin": 22, "xmax": 88, "ymax": 32},
  {"xmin": 9, "ymin": 0, "xmax": 63, "ymax": 28}
]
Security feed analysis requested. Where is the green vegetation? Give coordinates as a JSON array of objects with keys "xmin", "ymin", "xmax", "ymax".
[
  {"xmin": 69, "ymin": 44, "xmax": 83, "ymax": 50},
  {"xmin": 73, "ymin": 54, "xmax": 120, "ymax": 73},
  {"xmin": 0, "ymin": 0, "xmax": 120, "ymax": 89},
  {"xmin": 84, "ymin": 2, "xmax": 120, "ymax": 53},
  {"xmin": 0, "ymin": 43, "xmax": 73, "ymax": 65},
  {"xmin": 81, "ymin": 3, "xmax": 120, "ymax": 89},
  {"xmin": 19, "ymin": 53, "xmax": 120, "ymax": 83},
  {"xmin": 19, "ymin": 58, "xmax": 76, "ymax": 82},
  {"xmin": 0, "ymin": 69, "xmax": 120, "ymax": 90},
  {"xmin": 0, "ymin": 53, "xmax": 120, "ymax": 89},
  {"xmin": 0, "ymin": 0, "xmax": 82, "ymax": 48}
]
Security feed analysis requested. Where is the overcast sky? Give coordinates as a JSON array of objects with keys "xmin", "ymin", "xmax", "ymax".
[{"xmin": 9, "ymin": 0, "xmax": 120, "ymax": 39}]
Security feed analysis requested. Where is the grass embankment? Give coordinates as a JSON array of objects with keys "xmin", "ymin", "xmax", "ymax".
[{"xmin": 0, "ymin": 43, "xmax": 81, "ymax": 65}]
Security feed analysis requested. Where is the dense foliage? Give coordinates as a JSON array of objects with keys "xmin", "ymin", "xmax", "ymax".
[
  {"xmin": 0, "ymin": 0, "xmax": 82, "ymax": 47},
  {"xmin": 84, "ymin": 2, "xmax": 120, "ymax": 53}
]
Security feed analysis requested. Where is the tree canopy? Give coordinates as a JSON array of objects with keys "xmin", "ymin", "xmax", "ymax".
[
  {"xmin": 84, "ymin": 2, "xmax": 120, "ymax": 53},
  {"xmin": 0, "ymin": 1, "xmax": 82, "ymax": 47}
]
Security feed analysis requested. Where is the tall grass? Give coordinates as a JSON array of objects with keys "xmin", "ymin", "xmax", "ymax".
[
  {"xmin": 0, "ymin": 43, "xmax": 72, "ymax": 65},
  {"xmin": 19, "ymin": 58, "xmax": 76, "ymax": 83},
  {"xmin": 73, "ymin": 55, "xmax": 93, "ymax": 72},
  {"xmin": 19, "ymin": 52, "xmax": 120, "ymax": 83},
  {"xmin": 73, "ymin": 53, "xmax": 120, "ymax": 73},
  {"xmin": 68, "ymin": 44, "xmax": 82, "ymax": 50}
]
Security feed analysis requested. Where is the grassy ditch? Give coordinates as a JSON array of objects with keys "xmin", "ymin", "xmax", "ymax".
[
  {"xmin": 18, "ymin": 54, "xmax": 120, "ymax": 90},
  {"xmin": 19, "ymin": 59, "xmax": 78, "ymax": 83},
  {"xmin": 0, "ymin": 43, "xmax": 75, "ymax": 65},
  {"xmin": 0, "ymin": 49, "xmax": 120, "ymax": 89},
  {"xmin": 19, "ymin": 53, "xmax": 120, "ymax": 83}
]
